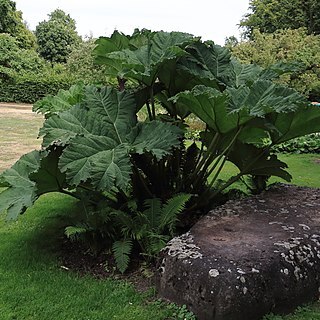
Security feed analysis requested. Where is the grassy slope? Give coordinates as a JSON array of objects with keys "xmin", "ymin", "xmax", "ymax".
[
  {"xmin": 271, "ymin": 154, "xmax": 320, "ymax": 188},
  {"xmin": 0, "ymin": 193, "xmax": 179, "ymax": 320}
]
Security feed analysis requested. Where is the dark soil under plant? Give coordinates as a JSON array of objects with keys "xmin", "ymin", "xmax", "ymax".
[{"xmin": 58, "ymin": 237, "xmax": 156, "ymax": 293}]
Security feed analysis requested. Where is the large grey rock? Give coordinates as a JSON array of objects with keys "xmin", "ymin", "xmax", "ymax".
[{"xmin": 156, "ymin": 184, "xmax": 320, "ymax": 320}]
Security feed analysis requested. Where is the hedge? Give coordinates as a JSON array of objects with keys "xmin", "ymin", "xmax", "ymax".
[{"xmin": 0, "ymin": 73, "xmax": 74, "ymax": 104}]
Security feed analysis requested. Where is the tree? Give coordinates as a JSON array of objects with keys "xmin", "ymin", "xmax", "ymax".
[
  {"xmin": 0, "ymin": 0, "xmax": 36, "ymax": 49},
  {"xmin": 231, "ymin": 28, "xmax": 320, "ymax": 99},
  {"xmin": 35, "ymin": 9, "xmax": 81, "ymax": 63},
  {"xmin": 240, "ymin": 0, "xmax": 320, "ymax": 38},
  {"xmin": 66, "ymin": 37, "xmax": 107, "ymax": 84},
  {"xmin": 224, "ymin": 35, "xmax": 239, "ymax": 49},
  {"xmin": 0, "ymin": 33, "xmax": 44, "ymax": 81}
]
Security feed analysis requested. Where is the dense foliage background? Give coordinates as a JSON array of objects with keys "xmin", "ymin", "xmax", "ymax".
[
  {"xmin": 2, "ymin": 0, "xmax": 320, "ymax": 103},
  {"xmin": 230, "ymin": 28, "xmax": 320, "ymax": 100},
  {"xmin": 240, "ymin": 0, "xmax": 320, "ymax": 38},
  {"xmin": 225, "ymin": 0, "xmax": 320, "ymax": 101},
  {"xmin": 0, "ymin": 0, "xmax": 106, "ymax": 103},
  {"xmin": 0, "ymin": 0, "xmax": 36, "ymax": 49}
]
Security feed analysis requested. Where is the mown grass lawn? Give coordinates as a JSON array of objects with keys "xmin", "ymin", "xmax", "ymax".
[
  {"xmin": 0, "ymin": 193, "xmax": 185, "ymax": 320},
  {"xmin": 0, "ymin": 105, "xmax": 319, "ymax": 319}
]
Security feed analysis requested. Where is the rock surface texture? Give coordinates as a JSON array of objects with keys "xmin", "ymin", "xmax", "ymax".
[{"xmin": 156, "ymin": 184, "xmax": 320, "ymax": 320}]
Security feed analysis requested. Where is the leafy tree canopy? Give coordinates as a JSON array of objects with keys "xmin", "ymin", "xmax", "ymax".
[
  {"xmin": 0, "ymin": 33, "xmax": 45, "ymax": 82},
  {"xmin": 0, "ymin": 0, "xmax": 36, "ymax": 49},
  {"xmin": 240, "ymin": 0, "xmax": 320, "ymax": 38},
  {"xmin": 66, "ymin": 37, "xmax": 108, "ymax": 84},
  {"xmin": 35, "ymin": 9, "xmax": 81, "ymax": 63},
  {"xmin": 49, "ymin": 8, "xmax": 77, "ymax": 29},
  {"xmin": 231, "ymin": 28, "xmax": 320, "ymax": 99}
]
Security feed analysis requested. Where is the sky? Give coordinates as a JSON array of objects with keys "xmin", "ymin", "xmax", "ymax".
[{"xmin": 15, "ymin": 0, "xmax": 250, "ymax": 45}]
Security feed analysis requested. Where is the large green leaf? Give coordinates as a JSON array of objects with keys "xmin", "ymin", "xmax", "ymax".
[
  {"xmin": 103, "ymin": 48, "xmax": 147, "ymax": 81},
  {"xmin": 40, "ymin": 86, "xmax": 137, "ymax": 147},
  {"xmin": 268, "ymin": 105, "xmax": 320, "ymax": 143},
  {"xmin": 33, "ymin": 83, "xmax": 85, "ymax": 118},
  {"xmin": 174, "ymin": 81, "xmax": 301, "ymax": 134},
  {"xmin": 40, "ymin": 106, "xmax": 105, "ymax": 147},
  {"xmin": 157, "ymin": 59, "xmax": 200, "ymax": 118},
  {"xmin": 58, "ymin": 135, "xmax": 127, "ymax": 189},
  {"xmin": 150, "ymin": 31, "xmax": 193, "ymax": 66},
  {"xmin": 85, "ymin": 86, "xmax": 137, "ymax": 142},
  {"xmin": 86, "ymin": 145, "xmax": 132, "ymax": 192},
  {"xmin": 227, "ymin": 58, "xmax": 262, "ymax": 87},
  {"xmin": 227, "ymin": 141, "xmax": 291, "ymax": 181},
  {"xmin": 130, "ymin": 121, "xmax": 183, "ymax": 160},
  {"xmin": 103, "ymin": 31, "xmax": 194, "ymax": 85},
  {"xmin": 157, "ymin": 92, "xmax": 190, "ymax": 119},
  {"xmin": 0, "ymin": 149, "xmax": 68, "ymax": 219},
  {"xmin": 93, "ymin": 31, "xmax": 131, "ymax": 77},
  {"xmin": 238, "ymin": 127, "xmax": 269, "ymax": 145},
  {"xmin": 0, "ymin": 151, "xmax": 40, "ymax": 219},
  {"xmin": 30, "ymin": 147, "xmax": 66, "ymax": 194},
  {"xmin": 94, "ymin": 31, "xmax": 130, "ymax": 59},
  {"xmin": 93, "ymin": 30, "xmax": 151, "ymax": 63},
  {"xmin": 40, "ymin": 85, "xmax": 183, "ymax": 193},
  {"xmin": 40, "ymin": 87, "xmax": 137, "ymax": 190},
  {"xmin": 171, "ymin": 85, "xmax": 240, "ymax": 133},
  {"xmin": 179, "ymin": 41, "xmax": 231, "ymax": 86},
  {"xmin": 227, "ymin": 80, "xmax": 307, "ymax": 117}
]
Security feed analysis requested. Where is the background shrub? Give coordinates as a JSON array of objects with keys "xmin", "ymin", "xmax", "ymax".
[
  {"xmin": 66, "ymin": 38, "xmax": 108, "ymax": 84},
  {"xmin": 272, "ymin": 133, "xmax": 320, "ymax": 154},
  {"xmin": 230, "ymin": 28, "xmax": 320, "ymax": 100},
  {"xmin": 0, "ymin": 32, "xmax": 75, "ymax": 103}
]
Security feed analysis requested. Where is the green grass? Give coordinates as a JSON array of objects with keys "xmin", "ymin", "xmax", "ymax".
[
  {"xmin": 271, "ymin": 154, "xmax": 320, "ymax": 188},
  {"xmin": 264, "ymin": 304, "xmax": 320, "ymax": 320},
  {"xmin": 0, "ymin": 193, "xmax": 184, "ymax": 320}
]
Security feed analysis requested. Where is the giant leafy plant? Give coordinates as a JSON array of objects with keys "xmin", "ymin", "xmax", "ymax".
[
  {"xmin": 1, "ymin": 30, "xmax": 320, "ymax": 272},
  {"xmin": 0, "ymin": 84, "xmax": 183, "ymax": 217}
]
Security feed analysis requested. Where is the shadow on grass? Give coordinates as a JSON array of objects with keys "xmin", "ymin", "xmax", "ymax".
[{"xmin": 0, "ymin": 193, "xmax": 79, "ymax": 271}]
